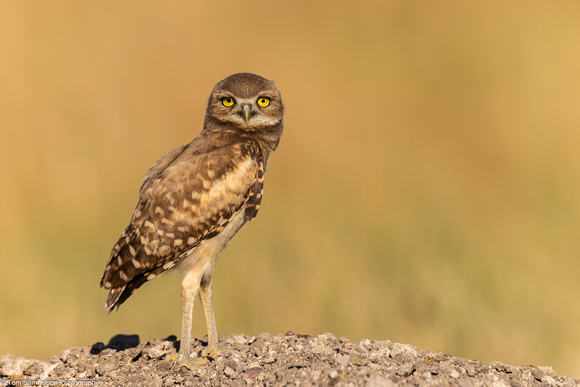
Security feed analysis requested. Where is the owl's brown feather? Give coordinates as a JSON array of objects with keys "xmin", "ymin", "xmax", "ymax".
[
  {"xmin": 100, "ymin": 135, "xmax": 266, "ymax": 311},
  {"xmin": 100, "ymin": 73, "xmax": 283, "ymax": 364}
]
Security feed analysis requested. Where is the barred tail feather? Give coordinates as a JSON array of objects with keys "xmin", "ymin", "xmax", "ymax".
[
  {"xmin": 104, "ymin": 287, "xmax": 125, "ymax": 313},
  {"xmin": 103, "ymin": 268, "xmax": 165, "ymax": 313}
]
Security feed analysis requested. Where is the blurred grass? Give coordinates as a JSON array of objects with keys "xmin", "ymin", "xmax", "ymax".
[{"xmin": 1, "ymin": 0, "xmax": 580, "ymax": 378}]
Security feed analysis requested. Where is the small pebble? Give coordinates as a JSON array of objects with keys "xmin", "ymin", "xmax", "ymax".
[
  {"xmin": 224, "ymin": 366, "xmax": 236, "ymax": 378},
  {"xmin": 335, "ymin": 354, "xmax": 350, "ymax": 367}
]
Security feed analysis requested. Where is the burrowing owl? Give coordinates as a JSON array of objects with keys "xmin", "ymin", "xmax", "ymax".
[{"xmin": 100, "ymin": 73, "xmax": 283, "ymax": 367}]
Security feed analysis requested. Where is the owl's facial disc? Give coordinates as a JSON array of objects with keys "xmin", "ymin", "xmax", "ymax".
[{"xmin": 212, "ymin": 91, "xmax": 280, "ymax": 129}]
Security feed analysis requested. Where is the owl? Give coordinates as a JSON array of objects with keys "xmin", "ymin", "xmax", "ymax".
[{"xmin": 100, "ymin": 73, "xmax": 284, "ymax": 367}]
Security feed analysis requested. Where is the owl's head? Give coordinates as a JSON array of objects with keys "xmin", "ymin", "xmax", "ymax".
[{"xmin": 205, "ymin": 73, "xmax": 283, "ymax": 130}]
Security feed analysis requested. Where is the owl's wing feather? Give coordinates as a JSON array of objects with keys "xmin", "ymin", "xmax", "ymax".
[
  {"xmin": 100, "ymin": 138, "xmax": 264, "ymax": 311},
  {"xmin": 139, "ymin": 143, "xmax": 188, "ymax": 196},
  {"xmin": 244, "ymin": 162, "xmax": 265, "ymax": 220}
]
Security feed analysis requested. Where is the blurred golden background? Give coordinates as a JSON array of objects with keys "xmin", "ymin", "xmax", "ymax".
[{"xmin": 1, "ymin": 0, "xmax": 579, "ymax": 378}]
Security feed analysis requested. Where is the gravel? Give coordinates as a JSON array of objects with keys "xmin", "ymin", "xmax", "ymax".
[{"xmin": 1, "ymin": 332, "xmax": 578, "ymax": 386}]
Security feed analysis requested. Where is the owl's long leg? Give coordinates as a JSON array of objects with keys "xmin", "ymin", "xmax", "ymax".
[
  {"xmin": 177, "ymin": 270, "xmax": 201, "ymax": 366},
  {"xmin": 199, "ymin": 277, "xmax": 219, "ymax": 354}
]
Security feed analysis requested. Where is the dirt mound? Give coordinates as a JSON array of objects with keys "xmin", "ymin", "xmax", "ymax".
[{"xmin": 1, "ymin": 332, "xmax": 578, "ymax": 386}]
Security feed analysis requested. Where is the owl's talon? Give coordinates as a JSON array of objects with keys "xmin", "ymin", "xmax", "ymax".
[
  {"xmin": 166, "ymin": 352, "xmax": 209, "ymax": 370},
  {"xmin": 201, "ymin": 344, "xmax": 232, "ymax": 358},
  {"xmin": 165, "ymin": 353, "xmax": 178, "ymax": 362}
]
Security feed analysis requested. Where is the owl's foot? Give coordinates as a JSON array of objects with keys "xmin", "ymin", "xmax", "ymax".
[
  {"xmin": 200, "ymin": 343, "xmax": 232, "ymax": 358},
  {"xmin": 166, "ymin": 352, "xmax": 209, "ymax": 370}
]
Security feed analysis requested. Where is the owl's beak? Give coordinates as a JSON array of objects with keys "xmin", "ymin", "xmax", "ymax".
[{"xmin": 243, "ymin": 105, "xmax": 251, "ymax": 124}]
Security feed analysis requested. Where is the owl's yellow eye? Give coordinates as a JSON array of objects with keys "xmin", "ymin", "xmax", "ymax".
[
  {"xmin": 222, "ymin": 97, "xmax": 235, "ymax": 107},
  {"xmin": 257, "ymin": 97, "xmax": 270, "ymax": 108}
]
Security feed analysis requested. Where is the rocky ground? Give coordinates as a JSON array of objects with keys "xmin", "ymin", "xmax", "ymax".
[{"xmin": 1, "ymin": 332, "xmax": 578, "ymax": 386}]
